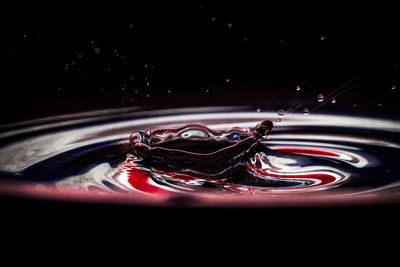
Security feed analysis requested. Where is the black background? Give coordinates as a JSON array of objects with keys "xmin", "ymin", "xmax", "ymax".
[
  {"xmin": 1, "ymin": 2, "xmax": 400, "ymax": 246},
  {"xmin": 1, "ymin": 2, "xmax": 400, "ymax": 124}
]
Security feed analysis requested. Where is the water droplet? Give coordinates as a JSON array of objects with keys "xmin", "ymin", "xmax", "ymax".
[
  {"xmin": 226, "ymin": 78, "xmax": 230, "ymax": 83},
  {"xmin": 296, "ymin": 85, "xmax": 301, "ymax": 91},
  {"xmin": 167, "ymin": 89, "xmax": 171, "ymax": 94},
  {"xmin": 275, "ymin": 118, "xmax": 282, "ymax": 122},
  {"xmin": 277, "ymin": 109, "xmax": 286, "ymax": 116},
  {"xmin": 205, "ymin": 89, "xmax": 209, "ymax": 93},
  {"xmin": 378, "ymin": 103, "xmax": 382, "ymax": 107},
  {"xmin": 331, "ymin": 98, "xmax": 336, "ymax": 104},
  {"xmin": 94, "ymin": 47, "xmax": 101, "ymax": 54},
  {"xmin": 391, "ymin": 85, "xmax": 396, "ymax": 90},
  {"xmin": 303, "ymin": 108, "xmax": 310, "ymax": 115},
  {"xmin": 256, "ymin": 108, "xmax": 261, "ymax": 112},
  {"xmin": 144, "ymin": 64, "xmax": 148, "ymax": 68},
  {"xmin": 146, "ymin": 94, "xmax": 150, "ymax": 98},
  {"xmin": 320, "ymin": 36, "xmax": 325, "ymax": 41},
  {"xmin": 228, "ymin": 23, "xmax": 233, "ymax": 28},
  {"xmin": 317, "ymin": 94, "xmax": 324, "ymax": 102},
  {"xmin": 146, "ymin": 82, "xmax": 150, "ymax": 86},
  {"xmin": 23, "ymin": 34, "xmax": 27, "ymax": 39}
]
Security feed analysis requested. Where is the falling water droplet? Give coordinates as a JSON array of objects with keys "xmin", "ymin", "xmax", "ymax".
[
  {"xmin": 331, "ymin": 98, "xmax": 336, "ymax": 104},
  {"xmin": 228, "ymin": 23, "xmax": 233, "ymax": 28},
  {"xmin": 317, "ymin": 94, "xmax": 324, "ymax": 102},
  {"xmin": 391, "ymin": 85, "xmax": 396, "ymax": 90},
  {"xmin": 296, "ymin": 85, "xmax": 301, "ymax": 91},
  {"xmin": 277, "ymin": 109, "xmax": 286, "ymax": 116},
  {"xmin": 303, "ymin": 108, "xmax": 310, "ymax": 115},
  {"xmin": 226, "ymin": 78, "xmax": 230, "ymax": 84}
]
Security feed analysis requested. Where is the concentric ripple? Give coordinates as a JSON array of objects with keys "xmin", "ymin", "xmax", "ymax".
[{"xmin": 1, "ymin": 106, "xmax": 400, "ymax": 207}]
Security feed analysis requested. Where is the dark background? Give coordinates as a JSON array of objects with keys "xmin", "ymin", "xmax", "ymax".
[
  {"xmin": 1, "ymin": 2, "xmax": 400, "ymax": 124},
  {"xmin": 1, "ymin": 2, "xmax": 400, "ymax": 245}
]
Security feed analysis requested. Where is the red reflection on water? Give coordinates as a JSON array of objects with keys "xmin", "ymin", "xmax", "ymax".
[{"xmin": 273, "ymin": 147, "xmax": 340, "ymax": 157}]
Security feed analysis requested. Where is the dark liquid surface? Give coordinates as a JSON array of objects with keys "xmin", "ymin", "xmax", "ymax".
[{"xmin": 1, "ymin": 106, "xmax": 400, "ymax": 206}]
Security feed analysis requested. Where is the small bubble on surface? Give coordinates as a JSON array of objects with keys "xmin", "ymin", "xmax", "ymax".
[
  {"xmin": 278, "ymin": 109, "xmax": 286, "ymax": 116},
  {"xmin": 303, "ymin": 108, "xmax": 310, "ymax": 115}
]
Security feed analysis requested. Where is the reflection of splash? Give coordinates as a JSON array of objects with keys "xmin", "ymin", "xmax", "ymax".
[
  {"xmin": 115, "ymin": 156, "xmax": 178, "ymax": 196},
  {"xmin": 245, "ymin": 152, "xmax": 350, "ymax": 193},
  {"xmin": 113, "ymin": 147, "xmax": 353, "ymax": 196}
]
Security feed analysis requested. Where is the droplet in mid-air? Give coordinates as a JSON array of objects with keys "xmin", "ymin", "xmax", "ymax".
[
  {"xmin": 303, "ymin": 108, "xmax": 310, "ymax": 115},
  {"xmin": 228, "ymin": 23, "xmax": 233, "ymax": 28},
  {"xmin": 331, "ymin": 98, "xmax": 336, "ymax": 104},
  {"xmin": 277, "ymin": 109, "xmax": 286, "ymax": 116},
  {"xmin": 317, "ymin": 94, "xmax": 324, "ymax": 102},
  {"xmin": 296, "ymin": 85, "xmax": 301, "ymax": 91},
  {"xmin": 391, "ymin": 85, "xmax": 396, "ymax": 90}
]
